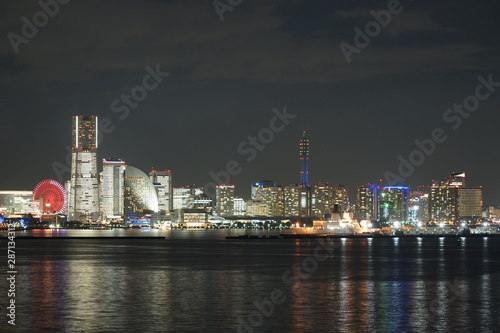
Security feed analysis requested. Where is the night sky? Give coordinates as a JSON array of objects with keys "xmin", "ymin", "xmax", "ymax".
[{"xmin": 1, "ymin": 0, "xmax": 499, "ymax": 203}]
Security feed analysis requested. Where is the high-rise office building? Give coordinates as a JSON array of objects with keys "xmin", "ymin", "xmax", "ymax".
[
  {"xmin": 355, "ymin": 184, "xmax": 379, "ymax": 220},
  {"xmin": 379, "ymin": 186, "xmax": 409, "ymax": 222},
  {"xmin": 149, "ymin": 169, "xmax": 173, "ymax": 212},
  {"xmin": 68, "ymin": 115, "xmax": 99, "ymax": 221},
  {"xmin": 330, "ymin": 184, "xmax": 349, "ymax": 212},
  {"xmin": 251, "ymin": 180, "xmax": 276, "ymax": 200},
  {"xmin": 173, "ymin": 187, "xmax": 195, "ymax": 210},
  {"xmin": 430, "ymin": 180, "xmax": 458, "ymax": 223},
  {"xmin": 173, "ymin": 186, "xmax": 212, "ymax": 213},
  {"xmin": 410, "ymin": 186, "xmax": 431, "ymax": 223},
  {"xmin": 283, "ymin": 184, "xmax": 300, "ymax": 217},
  {"xmin": 430, "ymin": 172, "xmax": 482, "ymax": 223},
  {"xmin": 100, "ymin": 159, "xmax": 126, "ymax": 219},
  {"xmin": 251, "ymin": 181, "xmax": 284, "ymax": 216},
  {"xmin": 299, "ymin": 131, "xmax": 312, "ymax": 216},
  {"xmin": 215, "ymin": 185, "xmax": 235, "ymax": 216},
  {"xmin": 458, "ymin": 187, "xmax": 482, "ymax": 219},
  {"xmin": 313, "ymin": 183, "xmax": 330, "ymax": 217},
  {"xmin": 313, "ymin": 183, "xmax": 349, "ymax": 217}
]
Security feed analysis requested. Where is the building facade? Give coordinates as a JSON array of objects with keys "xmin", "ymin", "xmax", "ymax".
[
  {"xmin": 68, "ymin": 115, "xmax": 100, "ymax": 221},
  {"xmin": 124, "ymin": 166, "xmax": 159, "ymax": 216},
  {"xmin": 100, "ymin": 159, "xmax": 126, "ymax": 220},
  {"xmin": 0, "ymin": 191, "xmax": 34, "ymax": 215},
  {"xmin": 379, "ymin": 186, "xmax": 409, "ymax": 222},
  {"xmin": 149, "ymin": 169, "xmax": 173, "ymax": 212},
  {"xmin": 215, "ymin": 185, "xmax": 235, "ymax": 216},
  {"xmin": 355, "ymin": 184, "xmax": 379, "ymax": 220},
  {"xmin": 430, "ymin": 172, "xmax": 482, "ymax": 223}
]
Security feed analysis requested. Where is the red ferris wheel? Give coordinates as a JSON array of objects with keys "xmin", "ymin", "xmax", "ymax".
[{"xmin": 32, "ymin": 179, "xmax": 67, "ymax": 214}]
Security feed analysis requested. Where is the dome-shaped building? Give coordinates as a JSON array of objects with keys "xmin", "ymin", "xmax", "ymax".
[{"xmin": 124, "ymin": 166, "xmax": 159, "ymax": 215}]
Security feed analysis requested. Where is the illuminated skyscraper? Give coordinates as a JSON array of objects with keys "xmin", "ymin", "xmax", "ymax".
[
  {"xmin": 355, "ymin": 184, "xmax": 379, "ymax": 220},
  {"xmin": 430, "ymin": 172, "xmax": 482, "ymax": 223},
  {"xmin": 330, "ymin": 184, "xmax": 349, "ymax": 212},
  {"xmin": 149, "ymin": 169, "xmax": 173, "ymax": 212},
  {"xmin": 68, "ymin": 116, "xmax": 99, "ymax": 221},
  {"xmin": 299, "ymin": 131, "xmax": 312, "ymax": 216},
  {"xmin": 299, "ymin": 131, "xmax": 310, "ymax": 187},
  {"xmin": 284, "ymin": 184, "xmax": 300, "ymax": 217},
  {"xmin": 215, "ymin": 185, "xmax": 235, "ymax": 216},
  {"xmin": 313, "ymin": 183, "xmax": 349, "ymax": 217},
  {"xmin": 101, "ymin": 159, "xmax": 126, "ymax": 219},
  {"xmin": 380, "ymin": 186, "xmax": 409, "ymax": 222}
]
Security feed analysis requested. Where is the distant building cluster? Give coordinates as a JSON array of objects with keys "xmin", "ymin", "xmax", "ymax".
[
  {"xmin": 0, "ymin": 116, "xmax": 492, "ymax": 228},
  {"xmin": 354, "ymin": 172, "xmax": 483, "ymax": 225}
]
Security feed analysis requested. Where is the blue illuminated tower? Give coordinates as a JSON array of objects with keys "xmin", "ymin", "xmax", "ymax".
[
  {"xmin": 299, "ymin": 131, "xmax": 312, "ymax": 216},
  {"xmin": 299, "ymin": 131, "xmax": 310, "ymax": 187}
]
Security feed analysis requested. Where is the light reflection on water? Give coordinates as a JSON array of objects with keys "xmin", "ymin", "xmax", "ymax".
[{"xmin": 0, "ymin": 231, "xmax": 499, "ymax": 332}]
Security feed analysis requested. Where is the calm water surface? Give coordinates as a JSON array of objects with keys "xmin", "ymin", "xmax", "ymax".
[{"xmin": 1, "ymin": 230, "xmax": 499, "ymax": 332}]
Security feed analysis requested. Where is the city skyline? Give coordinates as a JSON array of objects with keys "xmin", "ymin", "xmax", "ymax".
[
  {"xmin": 0, "ymin": 115, "xmax": 489, "ymax": 206},
  {"xmin": 2, "ymin": 2, "xmax": 499, "ymax": 332},
  {"xmin": 0, "ymin": 117, "xmax": 486, "ymax": 226}
]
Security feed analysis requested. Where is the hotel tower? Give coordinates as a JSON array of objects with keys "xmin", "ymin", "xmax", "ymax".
[{"xmin": 68, "ymin": 116, "xmax": 100, "ymax": 221}]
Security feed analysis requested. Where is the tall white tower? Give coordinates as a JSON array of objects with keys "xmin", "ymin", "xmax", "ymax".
[{"xmin": 68, "ymin": 115, "xmax": 100, "ymax": 221}]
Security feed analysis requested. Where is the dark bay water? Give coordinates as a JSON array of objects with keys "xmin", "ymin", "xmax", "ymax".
[{"xmin": 1, "ymin": 230, "xmax": 499, "ymax": 332}]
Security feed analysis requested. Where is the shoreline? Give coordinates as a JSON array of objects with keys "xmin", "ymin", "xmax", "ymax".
[{"xmin": 1, "ymin": 233, "xmax": 497, "ymax": 239}]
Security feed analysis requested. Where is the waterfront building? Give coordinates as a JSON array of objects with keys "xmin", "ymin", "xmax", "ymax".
[
  {"xmin": 430, "ymin": 180, "xmax": 458, "ymax": 223},
  {"xmin": 283, "ymin": 184, "xmax": 300, "ymax": 217},
  {"xmin": 100, "ymin": 159, "xmax": 126, "ymax": 219},
  {"xmin": 233, "ymin": 197, "xmax": 247, "ymax": 216},
  {"xmin": 68, "ymin": 115, "xmax": 100, "ymax": 221},
  {"xmin": 380, "ymin": 186, "xmax": 409, "ymax": 223},
  {"xmin": 313, "ymin": 183, "xmax": 350, "ymax": 217},
  {"xmin": 149, "ymin": 169, "xmax": 173, "ymax": 212},
  {"xmin": 174, "ymin": 209, "xmax": 210, "ymax": 228},
  {"xmin": 251, "ymin": 180, "xmax": 276, "ymax": 200},
  {"xmin": 124, "ymin": 166, "xmax": 159, "ymax": 220},
  {"xmin": 252, "ymin": 181, "xmax": 284, "ymax": 216},
  {"xmin": 458, "ymin": 187, "xmax": 482, "ymax": 220},
  {"xmin": 215, "ymin": 185, "xmax": 235, "ymax": 216},
  {"xmin": 246, "ymin": 200, "xmax": 270, "ymax": 217},
  {"xmin": 354, "ymin": 184, "xmax": 379, "ymax": 220},
  {"xmin": 193, "ymin": 191, "xmax": 213, "ymax": 213},
  {"xmin": 330, "ymin": 184, "xmax": 349, "ymax": 212},
  {"xmin": 173, "ymin": 187, "xmax": 194, "ymax": 210},
  {"xmin": 430, "ymin": 172, "xmax": 482, "ymax": 223},
  {"xmin": 0, "ymin": 191, "xmax": 34, "ymax": 215},
  {"xmin": 173, "ymin": 186, "xmax": 212, "ymax": 213},
  {"xmin": 313, "ymin": 183, "xmax": 330, "ymax": 217}
]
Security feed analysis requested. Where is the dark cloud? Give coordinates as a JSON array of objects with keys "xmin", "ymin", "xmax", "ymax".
[{"xmin": 1, "ymin": 0, "xmax": 500, "ymax": 203}]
